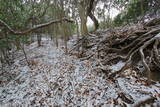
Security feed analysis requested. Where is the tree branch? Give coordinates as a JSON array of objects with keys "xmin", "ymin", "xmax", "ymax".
[{"xmin": 0, "ymin": 17, "xmax": 74, "ymax": 35}]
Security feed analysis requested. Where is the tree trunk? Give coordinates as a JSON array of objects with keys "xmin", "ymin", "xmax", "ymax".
[
  {"xmin": 15, "ymin": 37, "xmax": 20, "ymax": 50},
  {"xmin": 55, "ymin": 35, "xmax": 58, "ymax": 48},
  {"xmin": 88, "ymin": 12, "xmax": 99, "ymax": 31},
  {"xmin": 37, "ymin": 34, "xmax": 42, "ymax": 47},
  {"xmin": 87, "ymin": 0, "xmax": 99, "ymax": 31},
  {"xmin": 76, "ymin": 19, "xmax": 80, "ymax": 56},
  {"xmin": 140, "ymin": 0, "xmax": 144, "ymax": 16},
  {"xmin": 78, "ymin": 3, "xmax": 88, "ymax": 36}
]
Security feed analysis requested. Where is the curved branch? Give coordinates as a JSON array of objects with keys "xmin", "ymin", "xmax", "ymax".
[{"xmin": 0, "ymin": 17, "xmax": 74, "ymax": 35}]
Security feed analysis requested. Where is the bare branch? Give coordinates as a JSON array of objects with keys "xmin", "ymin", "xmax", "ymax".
[{"xmin": 0, "ymin": 18, "xmax": 74, "ymax": 35}]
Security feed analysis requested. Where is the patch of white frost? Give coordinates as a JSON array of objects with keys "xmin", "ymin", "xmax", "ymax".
[
  {"xmin": 109, "ymin": 61, "xmax": 125, "ymax": 71},
  {"xmin": 0, "ymin": 37, "xmax": 160, "ymax": 106},
  {"xmin": 155, "ymin": 33, "xmax": 160, "ymax": 38}
]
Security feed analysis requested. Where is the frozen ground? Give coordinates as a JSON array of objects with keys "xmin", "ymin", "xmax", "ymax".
[{"xmin": 0, "ymin": 39, "xmax": 160, "ymax": 106}]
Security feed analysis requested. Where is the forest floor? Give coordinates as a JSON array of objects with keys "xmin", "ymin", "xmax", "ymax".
[{"xmin": 0, "ymin": 36, "xmax": 160, "ymax": 106}]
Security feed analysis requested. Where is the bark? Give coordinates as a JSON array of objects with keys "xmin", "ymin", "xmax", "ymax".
[{"xmin": 78, "ymin": 2, "xmax": 88, "ymax": 36}]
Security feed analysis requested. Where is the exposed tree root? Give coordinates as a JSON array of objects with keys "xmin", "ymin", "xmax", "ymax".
[
  {"xmin": 108, "ymin": 32, "xmax": 160, "ymax": 84},
  {"xmin": 139, "ymin": 36, "xmax": 158, "ymax": 84},
  {"xmin": 96, "ymin": 20, "xmax": 160, "ymax": 84},
  {"xmin": 115, "ymin": 80, "xmax": 134, "ymax": 104},
  {"xmin": 133, "ymin": 96, "xmax": 156, "ymax": 107},
  {"xmin": 69, "ymin": 18, "xmax": 160, "ymax": 85}
]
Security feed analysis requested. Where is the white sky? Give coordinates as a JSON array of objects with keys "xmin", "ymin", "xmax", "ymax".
[{"xmin": 87, "ymin": 7, "xmax": 120, "ymax": 27}]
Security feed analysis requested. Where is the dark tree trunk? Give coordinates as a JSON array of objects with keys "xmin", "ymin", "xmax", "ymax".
[
  {"xmin": 37, "ymin": 34, "xmax": 42, "ymax": 47},
  {"xmin": 87, "ymin": 0, "xmax": 99, "ymax": 31},
  {"xmin": 88, "ymin": 12, "xmax": 99, "ymax": 31}
]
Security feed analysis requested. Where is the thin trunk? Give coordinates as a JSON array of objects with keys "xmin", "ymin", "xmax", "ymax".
[
  {"xmin": 64, "ymin": 34, "xmax": 68, "ymax": 54},
  {"xmin": 141, "ymin": 0, "xmax": 144, "ymax": 16},
  {"xmin": 55, "ymin": 35, "xmax": 58, "ymax": 48},
  {"xmin": 76, "ymin": 19, "xmax": 80, "ymax": 56},
  {"xmin": 54, "ymin": 24, "xmax": 59, "ymax": 47},
  {"xmin": 62, "ymin": 22, "xmax": 68, "ymax": 54},
  {"xmin": 102, "ymin": 8, "xmax": 106, "ymax": 29},
  {"xmin": 37, "ymin": 34, "xmax": 42, "ymax": 47},
  {"xmin": 15, "ymin": 38, "xmax": 20, "ymax": 50},
  {"xmin": 21, "ymin": 45, "xmax": 30, "ymax": 67},
  {"xmin": 20, "ymin": 37, "xmax": 30, "ymax": 67}
]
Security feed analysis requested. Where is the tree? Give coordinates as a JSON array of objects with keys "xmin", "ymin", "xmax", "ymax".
[
  {"xmin": 78, "ymin": 0, "xmax": 89, "ymax": 36},
  {"xmin": 0, "ymin": 0, "xmax": 74, "ymax": 67},
  {"xmin": 113, "ymin": 0, "xmax": 160, "ymax": 25}
]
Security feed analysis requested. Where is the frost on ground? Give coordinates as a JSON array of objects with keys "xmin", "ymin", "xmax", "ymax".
[{"xmin": 0, "ymin": 39, "xmax": 160, "ymax": 106}]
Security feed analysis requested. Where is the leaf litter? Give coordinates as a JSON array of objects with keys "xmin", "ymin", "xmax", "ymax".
[{"xmin": 0, "ymin": 38, "xmax": 160, "ymax": 106}]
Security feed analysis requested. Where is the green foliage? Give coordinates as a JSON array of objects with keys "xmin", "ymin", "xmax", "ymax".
[
  {"xmin": 0, "ymin": 0, "xmax": 51, "ymax": 65},
  {"xmin": 113, "ymin": 13, "xmax": 123, "ymax": 26},
  {"xmin": 113, "ymin": 0, "xmax": 158, "ymax": 26}
]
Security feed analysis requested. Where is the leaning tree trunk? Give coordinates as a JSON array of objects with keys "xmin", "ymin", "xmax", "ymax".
[
  {"xmin": 87, "ymin": 0, "xmax": 99, "ymax": 31},
  {"xmin": 88, "ymin": 12, "xmax": 99, "ymax": 32}
]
